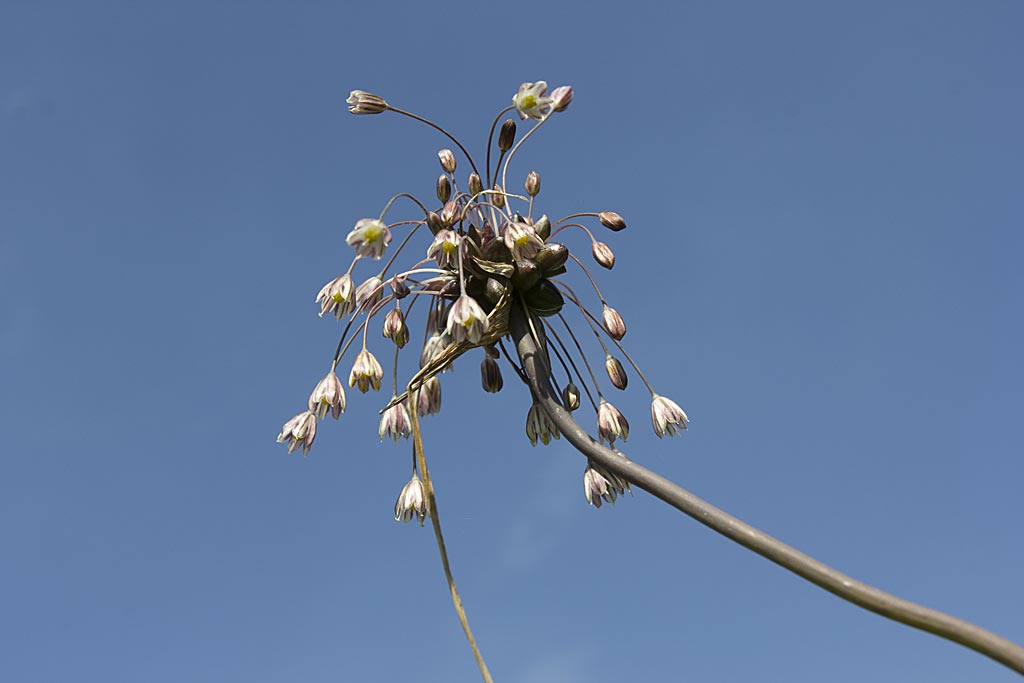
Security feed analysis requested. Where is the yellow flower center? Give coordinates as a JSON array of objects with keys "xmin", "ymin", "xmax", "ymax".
[{"xmin": 520, "ymin": 95, "xmax": 537, "ymax": 109}]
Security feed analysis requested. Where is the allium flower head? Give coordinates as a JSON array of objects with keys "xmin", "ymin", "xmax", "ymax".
[
  {"xmin": 349, "ymin": 349, "xmax": 383, "ymax": 393},
  {"xmin": 316, "ymin": 274, "xmax": 355, "ymax": 319},
  {"xmin": 394, "ymin": 474, "xmax": 427, "ymax": 525},
  {"xmin": 346, "ymin": 218, "xmax": 392, "ymax": 260},
  {"xmin": 379, "ymin": 400, "xmax": 412, "ymax": 441},
  {"xmin": 597, "ymin": 399, "xmax": 630, "ymax": 444},
  {"xmin": 427, "ymin": 229, "xmax": 461, "ymax": 269},
  {"xmin": 308, "ymin": 371, "xmax": 346, "ymax": 419},
  {"xmin": 651, "ymin": 394, "xmax": 689, "ymax": 438},
  {"xmin": 446, "ymin": 294, "xmax": 490, "ymax": 344},
  {"xmin": 346, "ymin": 90, "xmax": 388, "ymax": 115},
  {"xmin": 513, "ymin": 81, "xmax": 553, "ymax": 120},
  {"xmin": 276, "ymin": 410, "xmax": 317, "ymax": 455}
]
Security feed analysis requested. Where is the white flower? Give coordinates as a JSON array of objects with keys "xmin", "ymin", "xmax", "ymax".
[
  {"xmin": 651, "ymin": 394, "xmax": 688, "ymax": 438},
  {"xmin": 503, "ymin": 221, "xmax": 544, "ymax": 260},
  {"xmin": 513, "ymin": 81, "xmax": 553, "ymax": 120},
  {"xmin": 276, "ymin": 411, "xmax": 317, "ymax": 455},
  {"xmin": 345, "ymin": 218, "xmax": 392, "ymax": 259},
  {"xmin": 379, "ymin": 400, "xmax": 412, "ymax": 442},
  {"xmin": 427, "ymin": 229, "xmax": 461, "ymax": 269},
  {"xmin": 394, "ymin": 474, "xmax": 427, "ymax": 525},
  {"xmin": 446, "ymin": 294, "xmax": 490, "ymax": 344},
  {"xmin": 307, "ymin": 371, "xmax": 345, "ymax": 419},
  {"xmin": 316, "ymin": 274, "xmax": 354, "ymax": 319},
  {"xmin": 597, "ymin": 399, "xmax": 629, "ymax": 444},
  {"xmin": 348, "ymin": 349, "xmax": 383, "ymax": 393}
]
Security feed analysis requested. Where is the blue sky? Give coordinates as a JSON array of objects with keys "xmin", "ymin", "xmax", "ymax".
[{"xmin": 2, "ymin": 2, "xmax": 1023, "ymax": 681}]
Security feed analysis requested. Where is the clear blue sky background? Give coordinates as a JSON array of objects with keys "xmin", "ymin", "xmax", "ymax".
[{"xmin": 2, "ymin": 2, "xmax": 1022, "ymax": 681}]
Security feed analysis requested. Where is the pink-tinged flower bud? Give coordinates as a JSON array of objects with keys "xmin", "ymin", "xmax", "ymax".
[
  {"xmin": 562, "ymin": 382, "xmax": 581, "ymax": 411},
  {"xmin": 416, "ymin": 376, "xmax": 442, "ymax": 416},
  {"xmin": 426, "ymin": 229, "xmax": 461, "ymax": 269},
  {"xmin": 383, "ymin": 308, "xmax": 409, "ymax": 348},
  {"xmin": 599, "ymin": 211, "xmax": 627, "ymax": 232},
  {"xmin": 308, "ymin": 371, "xmax": 346, "ymax": 419},
  {"xmin": 525, "ymin": 171, "xmax": 541, "ymax": 197},
  {"xmin": 348, "ymin": 349, "xmax": 384, "ymax": 393},
  {"xmin": 468, "ymin": 172, "xmax": 484, "ymax": 196},
  {"xmin": 436, "ymin": 174, "xmax": 451, "ymax": 203},
  {"xmin": 346, "ymin": 218, "xmax": 392, "ymax": 259},
  {"xmin": 550, "ymin": 85, "xmax": 573, "ymax": 112},
  {"xmin": 426, "ymin": 211, "xmax": 444, "ymax": 235},
  {"xmin": 346, "ymin": 89, "xmax": 389, "ymax": 115},
  {"xmin": 276, "ymin": 410, "xmax": 317, "ymax": 455},
  {"xmin": 592, "ymin": 241, "xmax": 615, "ymax": 269},
  {"xmin": 605, "ymin": 355, "xmax": 628, "ymax": 390},
  {"xmin": 602, "ymin": 305, "xmax": 626, "ymax": 340},
  {"xmin": 498, "ymin": 119, "xmax": 517, "ymax": 151},
  {"xmin": 440, "ymin": 200, "xmax": 460, "ymax": 227},
  {"xmin": 316, "ymin": 274, "xmax": 355, "ymax": 319},
  {"xmin": 379, "ymin": 400, "xmax": 412, "ymax": 442},
  {"xmin": 651, "ymin": 394, "xmax": 689, "ymax": 438},
  {"xmin": 394, "ymin": 474, "xmax": 427, "ymax": 525},
  {"xmin": 446, "ymin": 294, "xmax": 490, "ymax": 344},
  {"xmin": 480, "ymin": 357, "xmax": 503, "ymax": 393},
  {"xmin": 355, "ymin": 276, "xmax": 384, "ymax": 311},
  {"xmin": 491, "ymin": 184, "xmax": 506, "ymax": 209},
  {"xmin": 437, "ymin": 148, "xmax": 457, "ymax": 173},
  {"xmin": 390, "ymin": 276, "xmax": 410, "ymax": 299},
  {"xmin": 597, "ymin": 399, "xmax": 629, "ymax": 444},
  {"xmin": 583, "ymin": 461, "xmax": 627, "ymax": 508},
  {"xmin": 513, "ymin": 81, "xmax": 553, "ymax": 120},
  {"xmin": 526, "ymin": 404, "xmax": 560, "ymax": 446}
]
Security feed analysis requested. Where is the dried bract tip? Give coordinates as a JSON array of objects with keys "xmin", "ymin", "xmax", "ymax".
[
  {"xmin": 316, "ymin": 274, "xmax": 355, "ymax": 319},
  {"xmin": 592, "ymin": 241, "xmax": 615, "ymax": 269},
  {"xmin": 379, "ymin": 400, "xmax": 412, "ymax": 441},
  {"xmin": 599, "ymin": 211, "xmax": 627, "ymax": 232},
  {"xmin": 526, "ymin": 171, "xmax": 541, "ymax": 197},
  {"xmin": 605, "ymin": 355, "xmax": 628, "ymax": 390},
  {"xmin": 446, "ymin": 294, "xmax": 490, "ymax": 344},
  {"xmin": 597, "ymin": 399, "xmax": 630, "ymax": 444},
  {"xmin": 346, "ymin": 218, "xmax": 392, "ymax": 260},
  {"xmin": 346, "ymin": 89, "xmax": 388, "ymax": 115},
  {"xmin": 480, "ymin": 357, "xmax": 503, "ymax": 393},
  {"xmin": 383, "ymin": 308, "xmax": 409, "ymax": 348},
  {"xmin": 651, "ymin": 394, "xmax": 689, "ymax": 438},
  {"xmin": 468, "ymin": 172, "xmax": 483, "ymax": 196},
  {"xmin": 498, "ymin": 119, "xmax": 517, "ymax": 151},
  {"xmin": 602, "ymin": 305, "xmax": 626, "ymax": 340},
  {"xmin": 417, "ymin": 376, "xmax": 442, "ymax": 416},
  {"xmin": 526, "ymin": 404, "xmax": 561, "ymax": 446},
  {"xmin": 550, "ymin": 85, "xmax": 573, "ymax": 113},
  {"xmin": 349, "ymin": 349, "xmax": 384, "ymax": 393},
  {"xmin": 562, "ymin": 382, "xmax": 581, "ymax": 411},
  {"xmin": 277, "ymin": 410, "xmax": 317, "ymax": 455},
  {"xmin": 308, "ymin": 371, "xmax": 346, "ymax": 419},
  {"xmin": 394, "ymin": 474, "xmax": 427, "ymax": 525},
  {"xmin": 436, "ymin": 174, "xmax": 451, "ymax": 203},
  {"xmin": 437, "ymin": 148, "xmax": 457, "ymax": 173}
]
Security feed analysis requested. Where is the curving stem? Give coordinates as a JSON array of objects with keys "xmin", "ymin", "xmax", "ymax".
[{"xmin": 508, "ymin": 304, "xmax": 1024, "ymax": 677}]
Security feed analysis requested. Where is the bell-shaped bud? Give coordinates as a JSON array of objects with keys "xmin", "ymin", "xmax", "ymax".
[
  {"xmin": 436, "ymin": 174, "xmax": 451, "ymax": 203},
  {"xmin": 491, "ymin": 184, "xmax": 506, "ymax": 209},
  {"xmin": 437, "ymin": 148, "xmax": 456, "ymax": 173},
  {"xmin": 562, "ymin": 382, "xmax": 581, "ymax": 411},
  {"xmin": 525, "ymin": 171, "xmax": 541, "ymax": 197},
  {"xmin": 550, "ymin": 85, "xmax": 573, "ymax": 113},
  {"xmin": 605, "ymin": 355, "xmax": 628, "ymax": 390},
  {"xmin": 602, "ymin": 304, "xmax": 626, "ymax": 340},
  {"xmin": 440, "ymin": 200, "xmax": 460, "ymax": 227},
  {"xmin": 468, "ymin": 172, "xmax": 483, "ymax": 196},
  {"xmin": 426, "ymin": 211, "xmax": 444, "ymax": 235},
  {"xmin": 592, "ymin": 241, "xmax": 615, "ymax": 269},
  {"xmin": 498, "ymin": 119, "xmax": 517, "ymax": 151},
  {"xmin": 480, "ymin": 357, "xmax": 503, "ymax": 393},
  {"xmin": 346, "ymin": 90, "xmax": 389, "ymax": 115},
  {"xmin": 599, "ymin": 211, "xmax": 627, "ymax": 232},
  {"xmin": 383, "ymin": 308, "xmax": 409, "ymax": 348}
]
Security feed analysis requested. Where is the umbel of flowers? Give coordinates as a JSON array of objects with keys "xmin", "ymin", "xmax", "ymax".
[{"xmin": 278, "ymin": 81, "xmax": 688, "ymax": 519}]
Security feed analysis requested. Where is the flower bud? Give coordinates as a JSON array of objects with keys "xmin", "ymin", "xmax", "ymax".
[
  {"xmin": 599, "ymin": 211, "xmax": 626, "ymax": 232},
  {"xmin": 484, "ymin": 344, "xmax": 500, "ymax": 359},
  {"xmin": 534, "ymin": 242, "xmax": 568, "ymax": 277},
  {"xmin": 562, "ymin": 382, "xmax": 581, "ymax": 411},
  {"xmin": 346, "ymin": 90, "xmax": 388, "ymax": 115},
  {"xmin": 550, "ymin": 85, "xmax": 573, "ymax": 113},
  {"xmin": 525, "ymin": 171, "xmax": 541, "ymax": 197},
  {"xmin": 492, "ymin": 184, "xmax": 506, "ymax": 209},
  {"xmin": 498, "ymin": 119, "xmax": 517, "ymax": 151},
  {"xmin": 417, "ymin": 376, "xmax": 442, "ymax": 416},
  {"xmin": 440, "ymin": 200, "xmax": 459, "ymax": 227},
  {"xmin": 390, "ymin": 276, "xmax": 410, "ymax": 299},
  {"xmin": 355, "ymin": 276, "xmax": 383, "ymax": 311},
  {"xmin": 383, "ymin": 308, "xmax": 409, "ymax": 348},
  {"xmin": 438, "ymin": 148, "xmax": 456, "ymax": 173},
  {"xmin": 597, "ymin": 399, "xmax": 630, "ymax": 444},
  {"xmin": 602, "ymin": 304, "xmax": 626, "ymax": 340},
  {"xmin": 480, "ymin": 357, "xmax": 503, "ymax": 393},
  {"xmin": 592, "ymin": 241, "xmax": 615, "ymax": 269},
  {"xmin": 605, "ymin": 355, "xmax": 628, "ymax": 390},
  {"xmin": 468, "ymin": 172, "xmax": 483, "ymax": 196},
  {"xmin": 426, "ymin": 211, "xmax": 444, "ymax": 235},
  {"xmin": 436, "ymin": 174, "xmax": 451, "ymax": 203}
]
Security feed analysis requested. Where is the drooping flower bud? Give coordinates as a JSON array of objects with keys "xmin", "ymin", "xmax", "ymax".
[
  {"xmin": 355, "ymin": 276, "xmax": 384, "ymax": 311},
  {"xmin": 346, "ymin": 90, "xmax": 389, "ymax": 115},
  {"xmin": 349, "ymin": 349, "xmax": 384, "ymax": 393},
  {"xmin": 651, "ymin": 394, "xmax": 689, "ymax": 437},
  {"xmin": 602, "ymin": 305, "xmax": 626, "ymax": 340},
  {"xmin": 491, "ymin": 184, "xmax": 506, "ymax": 209},
  {"xmin": 379, "ymin": 400, "xmax": 412, "ymax": 441},
  {"xmin": 417, "ymin": 376, "xmax": 442, "ymax": 416},
  {"xmin": 525, "ymin": 171, "xmax": 541, "ymax": 197},
  {"xmin": 498, "ymin": 119, "xmax": 517, "ymax": 151},
  {"xmin": 394, "ymin": 474, "xmax": 427, "ymax": 525},
  {"xmin": 383, "ymin": 308, "xmax": 409, "ymax": 348},
  {"xmin": 426, "ymin": 211, "xmax": 444, "ymax": 235},
  {"xmin": 599, "ymin": 211, "xmax": 627, "ymax": 232},
  {"xmin": 436, "ymin": 174, "xmax": 451, "ymax": 203},
  {"xmin": 562, "ymin": 382, "xmax": 581, "ymax": 411},
  {"xmin": 308, "ymin": 371, "xmax": 346, "ymax": 419},
  {"xmin": 480, "ymin": 357, "xmax": 503, "ymax": 393},
  {"xmin": 597, "ymin": 399, "xmax": 630, "ymax": 443},
  {"xmin": 550, "ymin": 85, "xmax": 573, "ymax": 112},
  {"xmin": 437, "ymin": 148, "xmax": 456, "ymax": 173},
  {"xmin": 390, "ymin": 276, "xmax": 410, "ymax": 299},
  {"xmin": 277, "ymin": 411, "xmax": 317, "ymax": 455},
  {"xmin": 605, "ymin": 355, "xmax": 628, "ymax": 390},
  {"xmin": 468, "ymin": 172, "xmax": 483, "ymax": 196},
  {"xmin": 440, "ymin": 200, "xmax": 460, "ymax": 227},
  {"xmin": 592, "ymin": 241, "xmax": 615, "ymax": 269}
]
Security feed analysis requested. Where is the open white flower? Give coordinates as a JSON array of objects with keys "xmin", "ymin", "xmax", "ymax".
[
  {"xmin": 346, "ymin": 218, "xmax": 392, "ymax": 259},
  {"xmin": 513, "ymin": 81, "xmax": 553, "ymax": 120}
]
